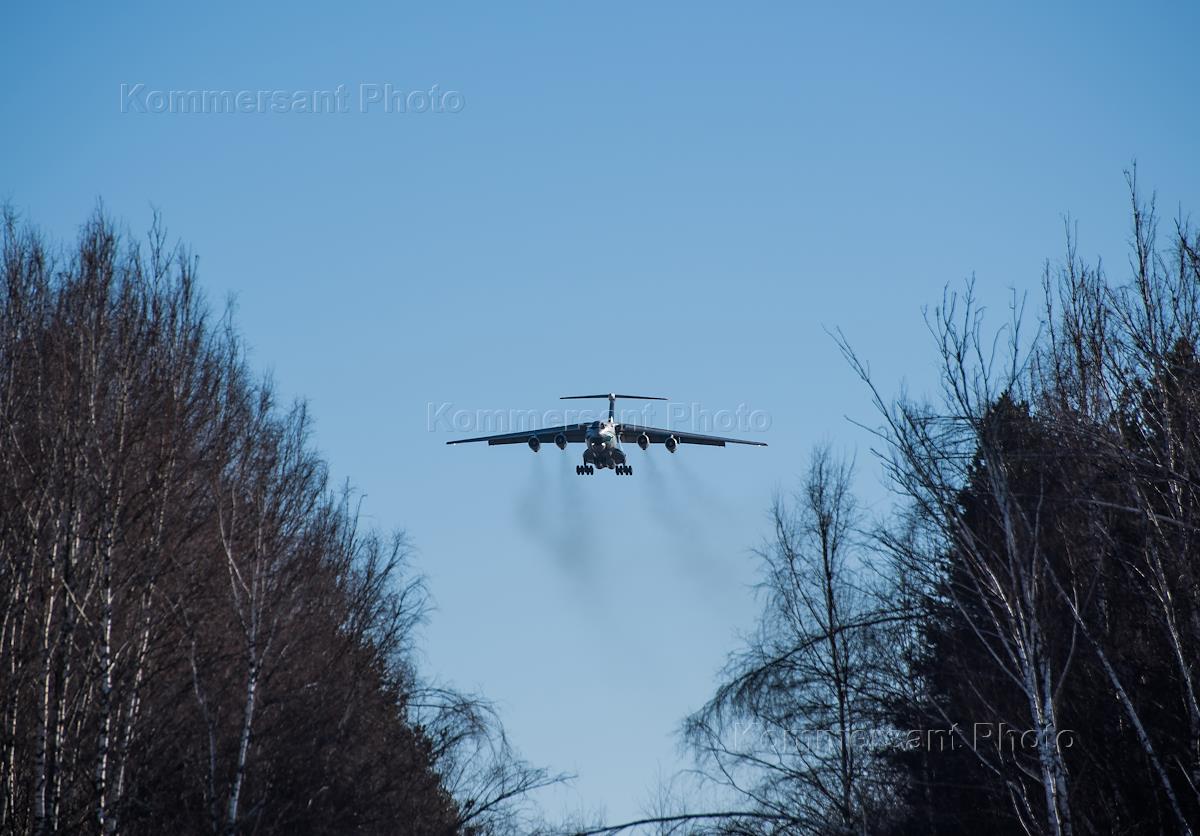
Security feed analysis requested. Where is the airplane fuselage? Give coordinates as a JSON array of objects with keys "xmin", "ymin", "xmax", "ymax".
[{"xmin": 582, "ymin": 420, "xmax": 627, "ymax": 473}]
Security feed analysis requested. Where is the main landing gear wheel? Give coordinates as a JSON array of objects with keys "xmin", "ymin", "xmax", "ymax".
[
  {"xmin": 615, "ymin": 464, "xmax": 633, "ymax": 475},
  {"xmin": 576, "ymin": 465, "xmax": 594, "ymax": 475}
]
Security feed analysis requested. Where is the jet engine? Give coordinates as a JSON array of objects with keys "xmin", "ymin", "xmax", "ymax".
[
  {"xmin": 527, "ymin": 436, "xmax": 540, "ymax": 452},
  {"xmin": 665, "ymin": 435, "xmax": 679, "ymax": 453},
  {"xmin": 637, "ymin": 433, "xmax": 650, "ymax": 451},
  {"xmin": 555, "ymin": 433, "xmax": 567, "ymax": 450}
]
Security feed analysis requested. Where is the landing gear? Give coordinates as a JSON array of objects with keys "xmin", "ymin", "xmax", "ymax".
[
  {"xmin": 615, "ymin": 464, "xmax": 633, "ymax": 476},
  {"xmin": 576, "ymin": 465, "xmax": 594, "ymax": 476}
]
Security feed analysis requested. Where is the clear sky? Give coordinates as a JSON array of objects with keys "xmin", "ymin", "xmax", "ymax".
[{"xmin": 3, "ymin": 0, "xmax": 1198, "ymax": 823}]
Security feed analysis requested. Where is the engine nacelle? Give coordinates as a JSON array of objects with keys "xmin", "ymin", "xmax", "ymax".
[
  {"xmin": 665, "ymin": 435, "xmax": 679, "ymax": 453},
  {"xmin": 554, "ymin": 433, "xmax": 567, "ymax": 450},
  {"xmin": 528, "ymin": 436, "xmax": 540, "ymax": 452},
  {"xmin": 637, "ymin": 433, "xmax": 650, "ymax": 451}
]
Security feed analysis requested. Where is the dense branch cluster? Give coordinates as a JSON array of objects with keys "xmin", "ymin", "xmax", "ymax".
[
  {"xmin": 670, "ymin": 176, "xmax": 1200, "ymax": 835},
  {"xmin": 0, "ymin": 212, "xmax": 551, "ymax": 835}
]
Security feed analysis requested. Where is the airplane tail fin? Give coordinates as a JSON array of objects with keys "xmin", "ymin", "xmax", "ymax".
[
  {"xmin": 560, "ymin": 393, "xmax": 668, "ymax": 420},
  {"xmin": 559, "ymin": 394, "xmax": 668, "ymax": 401}
]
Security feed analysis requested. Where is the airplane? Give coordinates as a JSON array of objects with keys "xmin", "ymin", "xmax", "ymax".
[{"xmin": 446, "ymin": 393, "xmax": 767, "ymax": 475}]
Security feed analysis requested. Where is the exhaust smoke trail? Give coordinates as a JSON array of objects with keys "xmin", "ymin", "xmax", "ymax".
[
  {"xmin": 639, "ymin": 451, "xmax": 738, "ymax": 598},
  {"xmin": 513, "ymin": 454, "xmax": 603, "ymax": 598}
]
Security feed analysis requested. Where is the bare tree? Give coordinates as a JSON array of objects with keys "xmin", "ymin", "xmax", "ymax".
[
  {"xmin": 0, "ymin": 207, "xmax": 557, "ymax": 835},
  {"xmin": 836, "ymin": 172, "xmax": 1200, "ymax": 833},
  {"xmin": 682, "ymin": 445, "xmax": 898, "ymax": 835}
]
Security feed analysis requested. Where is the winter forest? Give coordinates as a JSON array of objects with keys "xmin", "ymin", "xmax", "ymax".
[{"xmin": 4, "ymin": 175, "xmax": 1200, "ymax": 836}]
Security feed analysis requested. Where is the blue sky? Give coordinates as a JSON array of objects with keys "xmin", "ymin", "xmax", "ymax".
[{"xmin": 4, "ymin": 0, "xmax": 1199, "ymax": 823}]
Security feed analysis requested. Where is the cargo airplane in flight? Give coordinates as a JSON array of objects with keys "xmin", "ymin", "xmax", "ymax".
[{"xmin": 446, "ymin": 393, "xmax": 767, "ymax": 476}]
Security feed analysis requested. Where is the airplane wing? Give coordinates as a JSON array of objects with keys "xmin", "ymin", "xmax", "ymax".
[
  {"xmin": 616, "ymin": 423, "xmax": 767, "ymax": 447},
  {"xmin": 445, "ymin": 423, "xmax": 590, "ymax": 446}
]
